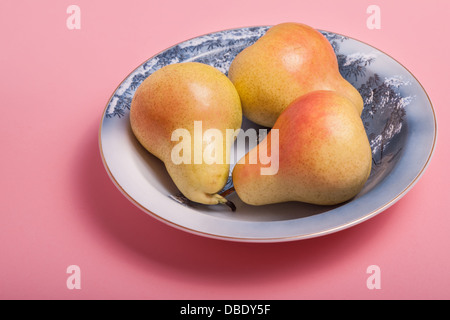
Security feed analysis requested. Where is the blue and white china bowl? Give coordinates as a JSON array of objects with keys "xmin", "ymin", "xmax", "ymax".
[{"xmin": 99, "ymin": 26, "xmax": 436, "ymax": 242}]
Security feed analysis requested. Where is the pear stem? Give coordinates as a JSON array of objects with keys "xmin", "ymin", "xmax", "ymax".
[
  {"xmin": 220, "ymin": 186, "xmax": 236, "ymax": 198},
  {"xmin": 216, "ymin": 187, "xmax": 236, "ymax": 212},
  {"xmin": 223, "ymin": 199, "xmax": 236, "ymax": 212}
]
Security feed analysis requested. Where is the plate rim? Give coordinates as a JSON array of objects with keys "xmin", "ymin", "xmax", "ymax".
[{"xmin": 98, "ymin": 25, "xmax": 437, "ymax": 243}]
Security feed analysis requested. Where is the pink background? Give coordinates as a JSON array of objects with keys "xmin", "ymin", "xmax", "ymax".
[{"xmin": 1, "ymin": 0, "xmax": 449, "ymax": 299}]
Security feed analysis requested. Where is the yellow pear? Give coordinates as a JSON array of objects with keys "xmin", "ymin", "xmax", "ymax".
[
  {"xmin": 130, "ymin": 62, "xmax": 242, "ymax": 208},
  {"xmin": 228, "ymin": 22, "xmax": 363, "ymax": 127},
  {"xmin": 232, "ymin": 90, "xmax": 372, "ymax": 206}
]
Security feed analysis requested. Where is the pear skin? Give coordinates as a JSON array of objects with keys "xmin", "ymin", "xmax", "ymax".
[
  {"xmin": 232, "ymin": 90, "xmax": 372, "ymax": 206},
  {"xmin": 228, "ymin": 22, "xmax": 363, "ymax": 127},
  {"xmin": 130, "ymin": 62, "xmax": 242, "ymax": 206}
]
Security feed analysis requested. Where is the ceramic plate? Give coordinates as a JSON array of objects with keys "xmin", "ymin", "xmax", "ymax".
[{"xmin": 99, "ymin": 26, "xmax": 436, "ymax": 242}]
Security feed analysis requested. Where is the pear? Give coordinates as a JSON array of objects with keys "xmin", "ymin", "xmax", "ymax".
[
  {"xmin": 232, "ymin": 90, "xmax": 372, "ymax": 206},
  {"xmin": 228, "ymin": 22, "xmax": 363, "ymax": 127},
  {"xmin": 130, "ymin": 62, "xmax": 242, "ymax": 208}
]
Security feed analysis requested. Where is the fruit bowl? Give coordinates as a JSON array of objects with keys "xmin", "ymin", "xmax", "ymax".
[{"xmin": 99, "ymin": 26, "xmax": 436, "ymax": 242}]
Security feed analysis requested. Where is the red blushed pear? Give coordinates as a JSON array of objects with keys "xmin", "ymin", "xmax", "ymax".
[
  {"xmin": 232, "ymin": 90, "xmax": 372, "ymax": 206},
  {"xmin": 130, "ymin": 62, "xmax": 242, "ymax": 208},
  {"xmin": 228, "ymin": 22, "xmax": 363, "ymax": 127}
]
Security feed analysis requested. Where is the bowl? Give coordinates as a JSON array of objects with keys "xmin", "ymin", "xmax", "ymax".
[{"xmin": 99, "ymin": 26, "xmax": 436, "ymax": 242}]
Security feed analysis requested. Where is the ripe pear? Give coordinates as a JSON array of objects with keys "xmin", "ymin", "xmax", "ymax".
[
  {"xmin": 228, "ymin": 22, "xmax": 363, "ymax": 127},
  {"xmin": 232, "ymin": 90, "xmax": 372, "ymax": 206},
  {"xmin": 130, "ymin": 62, "xmax": 242, "ymax": 207}
]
